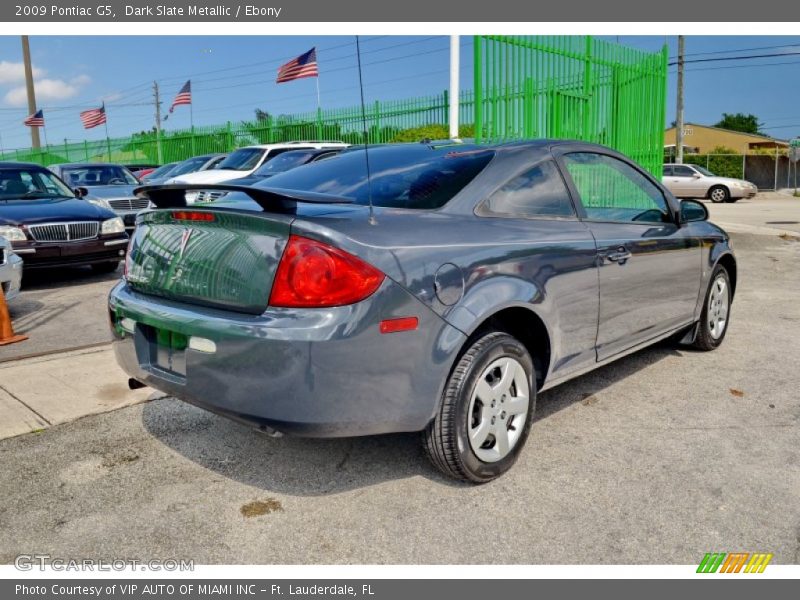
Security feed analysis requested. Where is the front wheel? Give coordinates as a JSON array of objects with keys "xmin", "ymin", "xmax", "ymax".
[
  {"xmin": 423, "ymin": 331, "xmax": 536, "ymax": 483},
  {"xmin": 691, "ymin": 265, "xmax": 732, "ymax": 351},
  {"xmin": 709, "ymin": 185, "xmax": 729, "ymax": 203}
]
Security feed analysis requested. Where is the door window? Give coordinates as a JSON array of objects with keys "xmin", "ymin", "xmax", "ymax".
[
  {"xmin": 673, "ymin": 165, "xmax": 697, "ymax": 177},
  {"xmin": 563, "ymin": 152, "xmax": 670, "ymax": 224},
  {"xmin": 480, "ymin": 160, "xmax": 575, "ymax": 218}
]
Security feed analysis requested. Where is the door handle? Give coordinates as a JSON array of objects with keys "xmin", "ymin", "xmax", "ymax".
[{"xmin": 606, "ymin": 248, "xmax": 632, "ymax": 264}]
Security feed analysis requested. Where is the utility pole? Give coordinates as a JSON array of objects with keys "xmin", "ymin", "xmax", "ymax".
[
  {"xmin": 153, "ymin": 81, "xmax": 163, "ymax": 164},
  {"xmin": 21, "ymin": 35, "xmax": 40, "ymax": 149},
  {"xmin": 449, "ymin": 35, "xmax": 460, "ymax": 140},
  {"xmin": 675, "ymin": 35, "xmax": 685, "ymax": 164}
]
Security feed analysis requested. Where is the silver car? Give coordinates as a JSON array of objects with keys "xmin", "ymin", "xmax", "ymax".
[
  {"xmin": 0, "ymin": 236, "xmax": 23, "ymax": 301},
  {"xmin": 663, "ymin": 163, "xmax": 757, "ymax": 203}
]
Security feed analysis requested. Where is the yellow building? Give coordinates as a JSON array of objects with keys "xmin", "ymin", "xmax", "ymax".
[{"xmin": 664, "ymin": 123, "xmax": 788, "ymax": 154}]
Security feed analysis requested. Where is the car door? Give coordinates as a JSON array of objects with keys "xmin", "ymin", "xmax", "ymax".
[
  {"xmin": 669, "ymin": 164, "xmax": 704, "ymax": 198},
  {"xmin": 477, "ymin": 159, "xmax": 599, "ymax": 380},
  {"xmin": 558, "ymin": 150, "xmax": 701, "ymax": 361}
]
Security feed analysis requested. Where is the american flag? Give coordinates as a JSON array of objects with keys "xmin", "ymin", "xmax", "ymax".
[
  {"xmin": 80, "ymin": 104, "xmax": 106, "ymax": 129},
  {"xmin": 276, "ymin": 48, "xmax": 319, "ymax": 84},
  {"xmin": 169, "ymin": 80, "xmax": 192, "ymax": 113},
  {"xmin": 23, "ymin": 109, "xmax": 44, "ymax": 127}
]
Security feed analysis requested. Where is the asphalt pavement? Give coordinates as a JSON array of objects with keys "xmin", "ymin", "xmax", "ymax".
[{"xmin": 0, "ymin": 194, "xmax": 798, "ymax": 564}]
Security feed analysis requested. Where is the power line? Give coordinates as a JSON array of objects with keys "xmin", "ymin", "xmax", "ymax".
[{"xmin": 668, "ymin": 49, "xmax": 800, "ymax": 66}]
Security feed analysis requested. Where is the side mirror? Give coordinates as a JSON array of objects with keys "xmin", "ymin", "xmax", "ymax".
[
  {"xmin": 680, "ymin": 199, "xmax": 709, "ymax": 224},
  {"xmin": 692, "ymin": 173, "xmax": 702, "ymax": 179},
  {"xmin": 74, "ymin": 186, "xmax": 89, "ymax": 198}
]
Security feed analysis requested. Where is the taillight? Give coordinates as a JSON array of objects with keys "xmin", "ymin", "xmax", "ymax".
[
  {"xmin": 269, "ymin": 235, "xmax": 384, "ymax": 308},
  {"xmin": 172, "ymin": 210, "xmax": 215, "ymax": 222}
]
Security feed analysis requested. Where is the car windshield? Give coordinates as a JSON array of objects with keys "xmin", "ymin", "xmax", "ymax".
[
  {"xmin": 260, "ymin": 145, "xmax": 495, "ymax": 209},
  {"xmin": 252, "ymin": 151, "xmax": 317, "ymax": 177},
  {"xmin": 0, "ymin": 168, "xmax": 75, "ymax": 200},
  {"xmin": 144, "ymin": 163, "xmax": 178, "ymax": 179},
  {"xmin": 169, "ymin": 156, "xmax": 214, "ymax": 177},
  {"xmin": 217, "ymin": 148, "xmax": 266, "ymax": 171},
  {"xmin": 694, "ymin": 165, "xmax": 716, "ymax": 177},
  {"xmin": 62, "ymin": 165, "xmax": 139, "ymax": 186}
]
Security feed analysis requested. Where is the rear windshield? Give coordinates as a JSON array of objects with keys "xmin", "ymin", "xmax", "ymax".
[
  {"xmin": 63, "ymin": 165, "xmax": 138, "ymax": 186},
  {"xmin": 170, "ymin": 156, "xmax": 213, "ymax": 177},
  {"xmin": 252, "ymin": 151, "xmax": 317, "ymax": 177},
  {"xmin": 260, "ymin": 146, "xmax": 495, "ymax": 209},
  {"xmin": 145, "ymin": 163, "xmax": 178, "ymax": 179},
  {"xmin": 217, "ymin": 148, "xmax": 266, "ymax": 171}
]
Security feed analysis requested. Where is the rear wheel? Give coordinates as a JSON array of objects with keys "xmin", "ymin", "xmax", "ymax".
[
  {"xmin": 692, "ymin": 265, "xmax": 732, "ymax": 351},
  {"xmin": 91, "ymin": 261, "xmax": 120, "ymax": 274},
  {"xmin": 423, "ymin": 331, "xmax": 536, "ymax": 483},
  {"xmin": 709, "ymin": 185, "xmax": 729, "ymax": 203}
]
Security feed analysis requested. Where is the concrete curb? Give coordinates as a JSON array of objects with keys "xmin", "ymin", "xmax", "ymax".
[{"xmin": 0, "ymin": 345, "xmax": 162, "ymax": 441}]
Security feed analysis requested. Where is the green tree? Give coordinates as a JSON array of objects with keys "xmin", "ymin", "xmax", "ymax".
[{"xmin": 713, "ymin": 113, "xmax": 763, "ymax": 135}]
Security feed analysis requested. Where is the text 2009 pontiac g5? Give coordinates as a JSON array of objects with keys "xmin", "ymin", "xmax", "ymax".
[{"xmin": 110, "ymin": 141, "xmax": 736, "ymax": 482}]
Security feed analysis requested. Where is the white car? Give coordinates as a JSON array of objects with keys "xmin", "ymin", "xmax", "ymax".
[
  {"xmin": 168, "ymin": 141, "xmax": 349, "ymax": 203},
  {"xmin": 662, "ymin": 164, "xmax": 757, "ymax": 203},
  {"xmin": 0, "ymin": 236, "xmax": 23, "ymax": 302}
]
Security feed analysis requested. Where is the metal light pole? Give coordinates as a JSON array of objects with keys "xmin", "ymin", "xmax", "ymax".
[
  {"xmin": 449, "ymin": 35, "xmax": 460, "ymax": 140},
  {"xmin": 21, "ymin": 36, "xmax": 40, "ymax": 149},
  {"xmin": 675, "ymin": 35, "xmax": 685, "ymax": 164},
  {"xmin": 153, "ymin": 81, "xmax": 163, "ymax": 164}
]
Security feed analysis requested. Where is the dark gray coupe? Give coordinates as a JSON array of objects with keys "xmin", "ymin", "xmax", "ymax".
[{"xmin": 110, "ymin": 141, "xmax": 736, "ymax": 482}]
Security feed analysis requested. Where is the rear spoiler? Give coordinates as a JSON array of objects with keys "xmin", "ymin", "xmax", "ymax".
[{"xmin": 134, "ymin": 184, "xmax": 354, "ymax": 211}]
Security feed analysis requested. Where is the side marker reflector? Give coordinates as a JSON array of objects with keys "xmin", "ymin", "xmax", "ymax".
[{"xmin": 379, "ymin": 317, "xmax": 419, "ymax": 334}]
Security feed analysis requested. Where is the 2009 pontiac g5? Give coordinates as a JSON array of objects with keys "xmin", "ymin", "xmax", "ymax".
[{"xmin": 110, "ymin": 141, "xmax": 736, "ymax": 482}]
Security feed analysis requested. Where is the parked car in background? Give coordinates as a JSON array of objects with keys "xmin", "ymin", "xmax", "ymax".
[
  {"xmin": 662, "ymin": 163, "xmax": 757, "ymax": 203},
  {"xmin": 0, "ymin": 235, "xmax": 23, "ymax": 301},
  {"xmin": 221, "ymin": 148, "xmax": 344, "ymax": 186},
  {"xmin": 49, "ymin": 163, "xmax": 147, "ymax": 230},
  {"xmin": 192, "ymin": 148, "xmax": 345, "ymax": 203},
  {"xmin": 114, "ymin": 141, "xmax": 736, "ymax": 483},
  {"xmin": 168, "ymin": 142, "xmax": 349, "ymax": 203},
  {"xmin": 139, "ymin": 162, "xmax": 180, "ymax": 185},
  {"xmin": 1, "ymin": 162, "xmax": 128, "ymax": 272},
  {"xmin": 125, "ymin": 164, "xmax": 160, "ymax": 180}
]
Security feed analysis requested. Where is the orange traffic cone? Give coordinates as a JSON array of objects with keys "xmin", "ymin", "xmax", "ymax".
[{"xmin": 0, "ymin": 285, "xmax": 27, "ymax": 346}]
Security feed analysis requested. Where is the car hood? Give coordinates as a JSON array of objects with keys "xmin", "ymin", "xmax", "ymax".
[
  {"xmin": 707, "ymin": 176, "xmax": 754, "ymax": 186},
  {"xmin": 0, "ymin": 197, "xmax": 113, "ymax": 226},
  {"xmin": 140, "ymin": 176, "xmax": 172, "ymax": 186},
  {"xmin": 81, "ymin": 184, "xmax": 139, "ymax": 199},
  {"xmin": 169, "ymin": 169, "xmax": 255, "ymax": 184}
]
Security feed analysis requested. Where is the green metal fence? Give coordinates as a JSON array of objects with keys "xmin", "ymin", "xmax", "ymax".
[
  {"xmin": 0, "ymin": 90, "xmax": 471, "ymax": 167},
  {"xmin": 3, "ymin": 36, "xmax": 667, "ymax": 174},
  {"xmin": 473, "ymin": 36, "xmax": 668, "ymax": 176}
]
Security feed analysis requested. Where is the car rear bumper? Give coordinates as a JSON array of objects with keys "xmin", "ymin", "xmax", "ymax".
[
  {"xmin": 12, "ymin": 235, "xmax": 128, "ymax": 269},
  {"xmin": 0, "ymin": 252, "xmax": 23, "ymax": 301},
  {"xmin": 108, "ymin": 279, "xmax": 465, "ymax": 437}
]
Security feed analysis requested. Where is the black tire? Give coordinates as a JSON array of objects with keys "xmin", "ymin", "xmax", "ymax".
[
  {"xmin": 708, "ymin": 185, "xmax": 729, "ymax": 203},
  {"xmin": 423, "ymin": 331, "xmax": 536, "ymax": 483},
  {"xmin": 691, "ymin": 265, "xmax": 732, "ymax": 351},
  {"xmin": 91, "ymin": 261, "xmax": 120, "ymax": 274}
]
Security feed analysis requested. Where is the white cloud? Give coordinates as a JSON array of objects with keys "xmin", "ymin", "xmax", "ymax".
[
  {"xmin": 0, "ymin": 60, "xmax": 45, "ymax": 84},
  {"xmin": 4, "ymin": 75, "xmax": 91, "ymax": 106}
]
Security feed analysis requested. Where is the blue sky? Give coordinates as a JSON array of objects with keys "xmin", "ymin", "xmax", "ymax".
[{"xmin": 0, "ymin": 35, "xmax": 799, "ymax": 151}]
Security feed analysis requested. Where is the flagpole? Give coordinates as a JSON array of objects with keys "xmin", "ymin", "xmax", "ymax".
[
  {"xmin": 189, "ymin": 90, "xmax": 195, "ymax": 155},
  {"xmin": 104, "ymin": 106, "xmax": 111, "ymax": 161},
  {"xmin": 315, "ymin": 77, "xmax": 321, "ymax": 111}
]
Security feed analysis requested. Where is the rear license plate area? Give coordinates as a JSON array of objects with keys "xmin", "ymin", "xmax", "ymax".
[{"xmin": 139, "ymin": 323, "xmax": 188, "ymax": 376}]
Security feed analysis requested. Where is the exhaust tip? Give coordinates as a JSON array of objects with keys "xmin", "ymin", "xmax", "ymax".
[
  {"xmin": 256, "ymin": 424, "xmax": 283, "ymax": 438},
  {"xmin": 128, "ymin": 378, "xmax": 147, "ymax": 390}
]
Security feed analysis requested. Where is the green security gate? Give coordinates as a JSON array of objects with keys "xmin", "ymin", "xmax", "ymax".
[{"xmin": 473, "ymin": 36, "xmax": 668, "ymax": 176}]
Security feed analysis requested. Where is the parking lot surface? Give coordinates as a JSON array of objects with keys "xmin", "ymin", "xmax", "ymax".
[{"xmin": 0, "ymin": 194, "xmax": 798, "ymax": 564}]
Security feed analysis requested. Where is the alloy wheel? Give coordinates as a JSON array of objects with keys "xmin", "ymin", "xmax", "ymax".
[
  {"xmin": 707, "ymin": 274, "xmax": 730, "ymax": 339},
  {"xmin": 467, "ymin": 357, "xmax": 530, "ymax": 463}
]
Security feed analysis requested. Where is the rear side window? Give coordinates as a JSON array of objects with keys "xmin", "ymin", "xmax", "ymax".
[
  {"xmin": 262, "ymin": 146, "xmax": 495, "ymax": 209},
  {"xmin": 480, "ymin": 160, "xmax": 575, "ymax": 218},
  {"xmin": 662, "ymin": 165, "xmax": 673, "ymax": 176}
]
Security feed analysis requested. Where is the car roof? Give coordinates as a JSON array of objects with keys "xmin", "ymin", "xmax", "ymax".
[
  {"xmin": 0, "ymin": 161, "xmax": 48, "ymax": 170},
  {"xmin": 50, "ymin": 162, "xmax": 131, "ymax": 169},
  {"xmin": 235, "ymin": 141, "xmax": 348, "ymax": 150}
]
